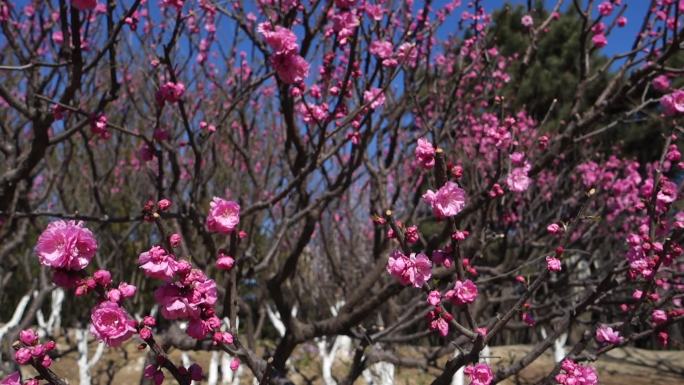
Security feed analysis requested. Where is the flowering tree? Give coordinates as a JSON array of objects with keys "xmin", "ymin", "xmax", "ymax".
[{"xmin": 0, "ymin": 0, "xmax": 683, "ymax": 385}]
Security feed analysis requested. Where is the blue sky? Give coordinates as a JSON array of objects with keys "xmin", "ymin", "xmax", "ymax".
[{"xmin": 434, "ymin": 0, "xmax": 653, "ymax": 56}]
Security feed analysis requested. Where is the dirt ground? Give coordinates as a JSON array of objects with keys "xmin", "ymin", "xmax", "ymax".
[{"xmin": 15, "ymin": 340, "xmax": 684, "ymax": 384}]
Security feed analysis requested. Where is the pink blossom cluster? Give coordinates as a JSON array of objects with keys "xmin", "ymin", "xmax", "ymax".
[
  {"xmin": 141, "ymin": 246, "xmax": 228, "ymax": 342},
  {"xmin": 153, "ymin": 269, "xmax": 222, "ymax": 340},
  {"xmin": 506, "ymin": 162, "xmax": 532, "ymax": 193},
  {"xmin": 156, "ymin": 81, "xmax": 186, "ymax": 106},
  {"xmin": 415, "ymin": 138, "xmax": 436, "ymax": 169},
  {"xmin": 444, "ymin": 279, "xmax": 478, "ymax": 305},
  {"xmin": 661, "ymin": 90, "xmax": 684, "ymax": 115},
  {"xmin": 426, "ymin": 306, "xmax": 453, "ymax": 336},
  {"xmin": 91, "ymin": 113, "xmax": 110, "ymax": 140},
  {"xmin": 13, "ymin": 329, "xmax": 56, "ymax": 369},
  {"xmin": 258, "ymin": 23, "xmax": 309, "ymax": 84},
  {"xmin": 386, "ymin": 250, "xmax": 432, "ymax": 288},
  {"xmin": 555, "ymin": 360, "xmax": 599, "ymax": 385},
  {"xmin": 326, "ymin": 8, "xmax": 360, "ymax": 45},
  {"xmin": 464, "ymin": 363, "xmax": 494, "ymax": 385}
]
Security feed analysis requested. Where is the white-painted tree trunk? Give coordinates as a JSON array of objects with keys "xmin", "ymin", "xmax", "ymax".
[
  {"xmin": 76, "ymin": 327, "xmax": 105, "ymax": 385},
  {"xmin": 36, "ymin": 288, "xmax": 65, "ymax": 337},
  {"xmin": 553, "ymin": 333, "xmax": 568, "ymax": 363},
  {"xmin": 0, "ymin": 293, "xmax": 32, "ymax": 364},
  {"xmin": 452, "ymin": 366, "xmax": 464, "ymax": 385},
  {"xmin": 362, "ymin": 361, "xmax": 394, "ymax": 385},
  {"xmin": 540, "ymin": 327, "xmax": 567, "ymax": 363}
]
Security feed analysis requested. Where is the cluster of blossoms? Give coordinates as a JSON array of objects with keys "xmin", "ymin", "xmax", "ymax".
[
  {"xmin": 555, "ymin": 360, "xmax": 599, "ymax": 385},
  {"xmin": 386, "ymin": 250, "xmax": 432, "ymax": 288},
  {"xmin": 425, "ymin": 306, "xmax": 453, "ymax": 336},
  {"xmin": 415, "ymin": 138, "xmax": 436, "ymax": 169},
  {"xmin": 258, "ymin": 22, "xmax": 309, "ymax": 84},
  {"xmin": 15, "ymin": 196, "xmax": 244, "ymax": 382},
  {"xmin": 90, "ymin": 114, "xmax": 110, "ymax": 140},
  {"xmin": 444, "ymin": 279, "xmax": 478, "ymax": 306},
  {"xmin": 13, "ymin": 329, "xmax": 55, "ymax": 371},
  {"xmin": 624, "ymin": 225, "xmax": 683, "ymax": 280},
  {"xmin": 139, "ymin": 244, "xmax": 227, "ymax": 341},
  {"xmin": 464, "ymin": 363, "xmax": 494, "ymax": 385},
  {"xmin": 34, "ymin": 220, "xmax": 141, "ymax": 348},
  {"xmin": 156, "ymin": 81, "xmax": 186, "ymax": 106}
]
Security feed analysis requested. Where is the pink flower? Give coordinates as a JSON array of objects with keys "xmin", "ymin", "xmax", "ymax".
[
  {"xmin": 427, "ymin": 290, "xmax": 441, "ymax": 306},
  {"xmin": 118, "ymin": 282, "xmax": 137, "ymax": 298},
  {"xmin": 91, "ymin": 114, "xmax": 110, "ymax": 140},
  {"xmin": 206, "ymin": 197, "xmax": 240, "ymax": 234},
  {"xmin": 386, "ymin": 250, "xmax": 432, "ymax": 287},
  {"xmin": 653, "ymin": 75, "xmax": 670, "ymax": 92},
  {"xmin": 35, "ymin": 220, "xmax": 98, "ymax": 271},
  {"xmin": 370, "ymin": 40, "xmax": 393, "ymax": 59},
  {"xmin": 169, "ymin": 233, "xmax": 182, "ymax": 248},
  {"xmin": 415, "ymin": 138, "xmax": 436, "ymax": 169},
  {"xmin": 144, "ymin": 365, "xmax": 165, "ymax": 385},
  {"xmin": 0, "ymin": 372, "xmax": 21, "ymax": 385},
  {"xmin": 509, "ymin": 152, "xmax": 525, "ymax": 165},
  {"xmin": 72, "ymin": 0, "xmax": 97, "ymax": 11},
  {"xmin": 556, "ymin": 360, "xmax": 598, "ymax": 385},
  {"xmin": 363, "ymin": 88, "xmax": 386, "ymax": 109},
  {"xmin": 158, "ymin": 199, "xmax": 172, "ymax": 211},
  {"xmin": 617, "ymin": 16, "xmax": 627, "ymax": 27},
  {"xmin": 595, "ymin": 325, "xmax": 621, "ymax": 344},
  {"xmin": 187, "ymin": 318, "xmax": 214, "ymax": 339},
  {"xmin": 155, "ymin": 284, "xmax": 199, "ymax": 320},
  {"xmin": 445, "ymin": 279, "xmax": 478, "ymax": 305},
  {"xmin": 156, "ymin": 82, "xmax": 185, "ymax": 105},
  {"xmin": 230, "ymin": 357, "xmax": 240, "ymax": 371},
  {"xmin": 546, "ymin": 256, "xmax": 562, "ymax": 272},
  {"xmin": 422, "ymin": 181, "xmax": 467, "ymax": 218},
  {"xmin": 598, "ymin": 1, "xmax": 613, "ymax": 16},
  {"xmin": 216, "ymin": 253, "xmax": 235, "ymax": 270},
  {"xmin": 271, "ymin": 53, "xmax": 310, "ymax": 84},
  {"xmin": 107, "ymin": 289, "xmax": 121, "ymax": 302},
  {"xmin": 138, "ymin": 246, "xmax": 177, "ymax": 280},
  {"xmin": 661, "ymin": 90, "xmax": 684, "ymax": 115},
  {"xmin": 14, "ymin": 348, "xmax": 31, "ymax": 365},
  {"xmin": 506, "ymin": 163, "xmax": 531, "ymax": 192},
  {"xmin": 90, "ymin": 301, "xmax": 136, "ymax": 347},
  {"xmin": 93, "ymin": 269, "xmax": 112, "ymax": 287},
  {"xmin": 19, "ymin": 329, "xmax": 38, "ymax": 346},
  {"xmin": 155, "ymin": 274, "xmax": 217, "ymax": 322},
  {"xmin": 430, "ymin": 317, "xmax": 449, "ymax": 337},
  {"xmin": 546, "ymin": 223, "xmax": 563, "ymax": 235},
  {"xmin": 592, "ymin": 34, "xmax": 608, "ymax": 48},
  {"xmin": 405, "ymin": 225, "xmax": 420, "ymax": 244},
  {"xmin": 464, "ymin": 363, "xmax": 493, "ymax": 385},
  {"xmin": 257, "ymin": 23, "xmax": 299, "ymax": 55},
  {"xmin": 651, "ymin": 309, "xmax": 668, "ymax": 325},
  {"xmin": 521, "ymin": 15, "xmax": 533, "ymax": 28}
]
